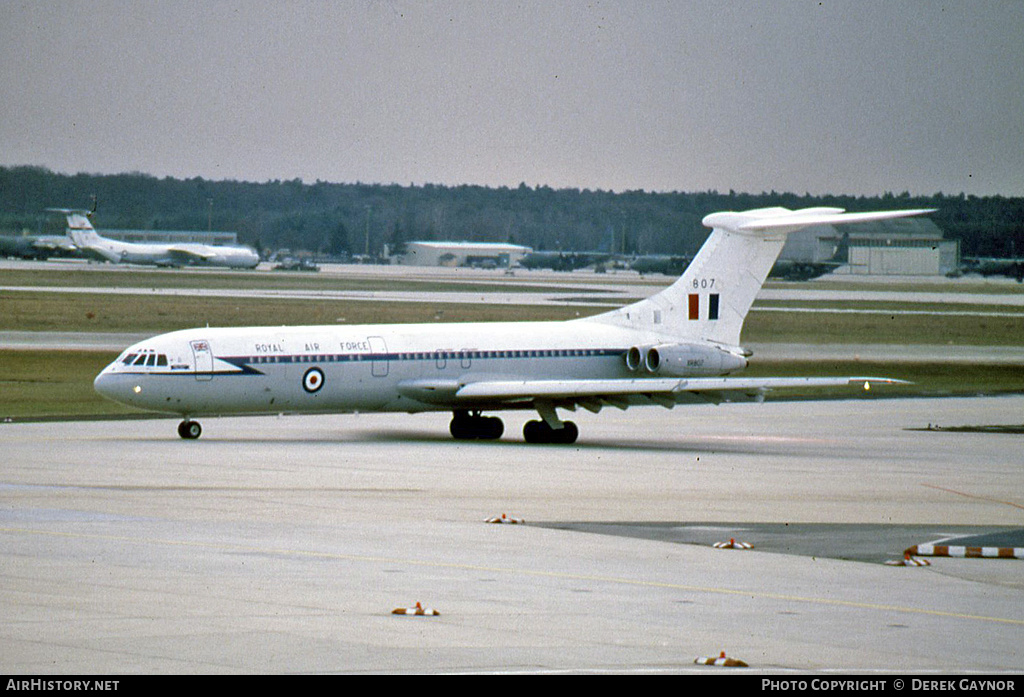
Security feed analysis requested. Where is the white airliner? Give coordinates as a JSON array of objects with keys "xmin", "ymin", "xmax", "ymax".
[
  {"xmin": 54, "ymin": 209, "xmax": 260, "ymax": 269},
  {"xmin": 93, "ymin": 207, "xmax": 931, "ymax": 443}
]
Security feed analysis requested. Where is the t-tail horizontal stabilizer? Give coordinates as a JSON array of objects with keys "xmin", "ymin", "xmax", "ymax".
[
  {"xmin": 587, "ymin": 207, "xmax": 936, "ymax": 348},
  {"xmin": 706, "ymin": 207, "xmax": 938, "ymax": 235}
]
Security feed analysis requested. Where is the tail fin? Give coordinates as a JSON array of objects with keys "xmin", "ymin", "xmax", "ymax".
[
  {"xmin": 45, "ymin": 208, "xmax": 99, "ymax": 247},
  {"xmin": 585, "ymin": 207, "xmax": 934, "ymax": 348},
  {"xmin": 64, "ymin": 212, "xmax": 99, "ymax": 247},
  {"xmin": 831, "ymin": 231, "xmax": 850, "ymax": 264}
]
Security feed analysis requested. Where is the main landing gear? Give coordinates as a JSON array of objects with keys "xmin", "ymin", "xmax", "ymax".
[
  {"xmin": 448, "ymin": 410, "xmax": 579, "ymax": 444},
  {"xmin": 523, "ymin": 419, "xmax": 578, "ymax": 445},
  {"xmin": 523, "ymin": 400, "xmax": 578, "ymax": 444},
  {"xmin": 177, "ymin": 419, "xmax": 202, "ymax": 440},
  {"xmin": 449, "ymin": 410, "xmax": 504, "ymax": 440}
]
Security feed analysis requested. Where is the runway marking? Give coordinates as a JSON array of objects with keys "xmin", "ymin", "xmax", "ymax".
[
  {"xmin": 753, "ymin": 307, "xmax": 1024, "ymax": 318},
  {"xmin": 921, "ymin": 483, "xmax": 1024, "ymax": 511},
  {"xmin": 3, "ymin": 524, "xmax": 1022, "ymax": 628}
]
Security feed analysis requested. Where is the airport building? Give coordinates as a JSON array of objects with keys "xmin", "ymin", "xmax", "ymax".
[
  {"xmin": 836, "ymin": 218, "xmax": 958, "ymax": 276},
  {"xmin": 396, "ymin": 219, "xmax": 954, "ymax": 276},
  {"xmin": 397, "ymin": 240, "xmax": 533, "ymax": 268}
]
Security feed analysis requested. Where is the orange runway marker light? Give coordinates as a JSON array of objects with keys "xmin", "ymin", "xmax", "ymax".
[
  {"xmin": 695, "ymin": 651, "xmax": 748, "ymax": 667},
  {"xmin": 485, "ymin": 513, "xmax": 524, "ymax": 524},
  {"xmin": 391, "ymin": 601, "xmax": 440, "ymax": 616},
  {"xmin": 713, "ymin": 538, "xmax": 752, "ymax": 549}
]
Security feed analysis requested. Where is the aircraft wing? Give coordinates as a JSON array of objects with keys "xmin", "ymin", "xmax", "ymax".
[
  {"xmin": 400, "ymin": 376, "xmax": 909, "ymax": 411},
  {"xmin": 33, "ymin": 236, "xmax": 78, "ymax": 252},
  {"xmin": 166, "ymin": 247, "xmax": 216, "ymax": 263}
]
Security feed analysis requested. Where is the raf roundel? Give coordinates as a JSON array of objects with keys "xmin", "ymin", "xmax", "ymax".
[{"xmin": 302, "ymin": 367, "xmax": 325, "ymax": 393}]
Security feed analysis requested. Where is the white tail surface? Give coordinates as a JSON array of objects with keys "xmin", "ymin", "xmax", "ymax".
[
  {"xmin": 587, "ymin": 207, "xmax": 934, "ymax": 347},
  {"xmin": 64, "ymin": 212, "xmax": 100, "ymax": 247}
]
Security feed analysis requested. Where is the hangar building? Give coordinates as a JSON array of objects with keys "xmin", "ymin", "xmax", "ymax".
[
  {"xmin": 780, "ymin": 217, "xmax": 957, "ymax": 276},
  {"xmin": 839, "ymin": 217, "xmax": 958, "ymax": 275}
]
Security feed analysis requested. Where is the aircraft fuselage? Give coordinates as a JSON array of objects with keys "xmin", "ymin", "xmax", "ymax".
[
  {"xmin": 90, "ymin": 240, "xmax": 261, "ymax": 269},
  {"xmin": 93, "ymin": 320, "xmax": 746, "ymax": 417}
]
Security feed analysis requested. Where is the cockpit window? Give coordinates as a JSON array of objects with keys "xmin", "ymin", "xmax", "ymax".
[{"xmin": 122, "ymin": 350, "xmax": 169, "ymax": 368}]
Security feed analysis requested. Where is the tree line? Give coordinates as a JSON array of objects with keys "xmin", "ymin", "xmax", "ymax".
[{"xmin": 1, "ymin": 165, "xmax": 1021, "ymax": 259}]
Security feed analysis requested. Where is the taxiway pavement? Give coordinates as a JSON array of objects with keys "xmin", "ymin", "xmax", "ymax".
[{"xmin": 1, "ymin": 396, "xmax": 1022, "ymax": 673}]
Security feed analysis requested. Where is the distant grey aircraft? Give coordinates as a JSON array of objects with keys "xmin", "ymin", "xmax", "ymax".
[
  {"xmin": 958, "ymin": 256, "xmax": 1023, "ymax": 283},
  {"xmin": 51, "ymin": 209, "xmax": 260, "ymax": 269},
  {"xmin": 0, "ymin": 233, "xmax": 77, "ymax": 260},
  {"xmin": 518, "ymin": 250, "xmax": 610, "ymax": 271}
]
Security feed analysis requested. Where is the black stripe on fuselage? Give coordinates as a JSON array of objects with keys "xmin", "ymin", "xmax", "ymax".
[
  {"xmin": 118, "ymin": 348, "xmax": 629, "ymax": 378},
  {"xmin": 230, "ymin": 347, "xmax": 626, "ymax": 366}
]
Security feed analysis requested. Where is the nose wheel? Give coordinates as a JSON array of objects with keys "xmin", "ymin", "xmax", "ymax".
[{"xmin": 177, "ymin": 419, "xmax": 202, "ymax": 440}]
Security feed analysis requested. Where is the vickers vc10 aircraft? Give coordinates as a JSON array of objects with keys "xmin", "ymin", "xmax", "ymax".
[
  {"xmin": 53, "ymin": 209, "xmax": 260, "ymax": 269},
  {"xmin": 94, "ymin": 207, "xmax": 930, "ymax": 443}
]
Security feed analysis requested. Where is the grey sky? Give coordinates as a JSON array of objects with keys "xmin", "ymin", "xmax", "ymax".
[{"xmin": 2, "ymin": 1, "xmax": 1022, "ymax": 196}]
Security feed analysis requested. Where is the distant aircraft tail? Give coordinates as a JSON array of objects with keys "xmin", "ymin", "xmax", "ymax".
[
  {"xmin": 831, "ymin": 231, "xmax": 851, "ymax": 264},
  {"xmin": 586, "ymin": 207, "xmax": 934, "ymax": 348},
  {"xmin": 63, "ymin": 212, "xmax": 100, "ymax": 247},
  {"xmin": 45, "ymin": 208, "xmax": 99, "ymax": 246},
  {"xmin": 45, "ymin": 207, "xmax": 119, "ymax": 262}
]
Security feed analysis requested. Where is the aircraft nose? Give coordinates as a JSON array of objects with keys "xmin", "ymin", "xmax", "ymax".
[
  {"xmin": 93, "ymin": 365, "xmax": 117, "ymax": 400},
  {"xmin": 93, "ymin": 363, "xmax": 135, "ymax": 405}
]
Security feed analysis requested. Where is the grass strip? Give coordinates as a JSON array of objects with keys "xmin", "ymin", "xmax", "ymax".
[
  {"xmin": 0, "ymin": 291, "xmax": 584, "ymax": 333},
  {"xmin": 0, "ymin": 350, "xmax": 134, "ymax": 419},
  {"xmin": 0, "ymin": 267, "xmax": 582, "ymax": 294},
  {"xmin": 3, "ymin": 289, "xmax": 1023, "ymax": 346},
  {"xmin": 743, "ymin": 360, "xmax": 1024, "ymax": 398}
]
